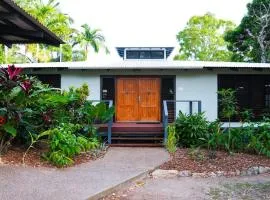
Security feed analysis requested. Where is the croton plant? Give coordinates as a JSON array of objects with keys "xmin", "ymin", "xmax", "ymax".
[
  {"xmin": 0, "ymin": 65, "xmax": 33, "ymax": 153},
  {"xmin": 0, "ymin": 65, "xmax": 114, "ymax": 157}
]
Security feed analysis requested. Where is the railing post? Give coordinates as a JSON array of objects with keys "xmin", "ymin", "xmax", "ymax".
[
  {"xmin": 189, "ymin": 101, "xmax": 193, "ymax": 115},
  {"xmin": 108, "ymin": 100, "xmax": 113, "ymax": 144},
  {"xmin": 163, "ymin": 100, "xmax": 168, "ymax": 144},
  {"xmin": 198, "ymin": 101, "xmax": 202, "ymax": 113}
]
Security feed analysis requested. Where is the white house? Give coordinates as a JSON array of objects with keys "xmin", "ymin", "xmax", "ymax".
[{"xmin": 12, "ymin": 47, "xmax": 270, "ymax": 145}]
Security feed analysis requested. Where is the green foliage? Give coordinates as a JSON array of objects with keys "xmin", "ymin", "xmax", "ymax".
[
  {"xmin": 218, "ymin": 89, "xmax": 237, "ymax": 121},
  {"xmin": 200, "ymin": 121, "xmax": 222, "ymax": 153},
  {"xmin": 73, "ymin": 24, "xmax": 109, "ymax": 60},
  {"xmin": 247, "ymin": 121, "xmax": 270, "ymax": 157},
  {"xmin": 225, "ymin": 0, "xmax": 270, "ymax": 62},
  {"xmin": 79, "ymin": 101, "xmax": 114, "ymax": 125},
  {"xmin": 46, "ymin": 151, "xmax": 74, "ymax": 167},
  {"xmin": 22, "ymin": 130, "xmax": 51, "ymax": 164},
  {"xmin": 0, "ymin": 65, "xmax": 112, "ymax": 163},
  {"xmin": 175, "ymin": 112, "xmax": 209, "ymax": 147},
  {"xmin": 188, "ymin": 147, "xmax": 205, "ymax": 161},
  {"xmin": 175, "ymin": 13, "xmax": 235, "ymax": 61},
  {"xmin": 173, "ymin": 90, "xmax": 269, "ymax": 158},
  {"xmin": 11, "ymin": 1, "xmax": 106, "ymax": 63},
  {"xmin": 166, "ymin": 124, "xmax": 177, "ymax": 153},
  {"xmin": 45, "ymin": 123, "xmax": 100, "ymax": 167},
  {"xmin": 199, "ymin": 120, "xmax": 270, "ymax": 157},
  {"xmin": 0, "ymin": 45, "xmax": 4, "ymax": 63}
]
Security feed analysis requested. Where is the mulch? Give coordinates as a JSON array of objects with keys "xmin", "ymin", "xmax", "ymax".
[
  {"xmin": 0, "ymin": 147, "xmax": 106, "ymax": 168},
  {"xmin": 160, "ymin": 148, "xmax": 270, "ymax": 173}
]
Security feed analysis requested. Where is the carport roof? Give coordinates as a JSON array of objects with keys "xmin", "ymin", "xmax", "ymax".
[{"xmin": 0, "ymin": 0, "xmax": 63, "ymax": 47}]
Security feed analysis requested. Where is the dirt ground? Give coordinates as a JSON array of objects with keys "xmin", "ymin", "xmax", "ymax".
[
  {"xmin": 102, "ymin": 173, "xmax": 270, "ymax": 200},
  {"xmin": 0, "ymin": 147, "xmax": 106, "ymax": 168},
  {"xmin": 160, "ymin": 148, "xmax": 270, "ymax": 174}
]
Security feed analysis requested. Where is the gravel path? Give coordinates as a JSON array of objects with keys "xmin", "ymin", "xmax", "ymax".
[{"xmin": 102, "ymin": 173, "xmax": 270, "ymax": 200}]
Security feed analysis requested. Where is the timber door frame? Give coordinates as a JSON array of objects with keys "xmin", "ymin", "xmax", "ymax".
[{"xmin": 115, "ymin": 76, "xmax": 161, "ymax": 122}]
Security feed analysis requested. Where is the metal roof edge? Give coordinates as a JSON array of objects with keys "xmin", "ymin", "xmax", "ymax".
[{"xmin": 3, "ymin": 61, "xmax": 270, "ymax": 69}]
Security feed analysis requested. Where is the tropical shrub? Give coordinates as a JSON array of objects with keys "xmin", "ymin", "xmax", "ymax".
[
  {"xmin": 0, "ymin": 65, "xmax": 49, "ymax": 154},
  {"xmin": 175, "ymin": 112, "xmax": 209, "ymax": 147},
  {"xmin": 188, "ymin": 147, "xmax": 205, "ymax": 161},
  {"xmin": 218, "ymin": 88, "xmax": 237, "ymax": 123},
  {"xmin": 44, "ymin": 123, "xmax": 100, "ymax": 167},
  {"xmin": 247, "ymin": 121, "xmax": 270, "ymax": 157},
  {"xmin": 0, "ymin": 65, "xmax": 114, "ymax": 167},
  {"xmin": 166, "ymin": 124, "xmax": 177, "ymax": 153}
]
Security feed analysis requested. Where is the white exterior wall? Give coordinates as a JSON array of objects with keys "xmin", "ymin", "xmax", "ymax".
[
  {"xmin": 28, "ymin": 68, "xmax": 270, "ymax": 122},
  {"xmin": 176, "ymin": 72, "xmax": 217, "ymax": 121},
  {"xmin": 61, "ymin": 72, "xmax": 100, "ymax": 101}
]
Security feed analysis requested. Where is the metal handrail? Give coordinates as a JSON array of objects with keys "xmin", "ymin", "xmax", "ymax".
[
  {"xmin": 89, "ymin": 100, "xmax": 113, "ymax": 144},
  {"xmin": 163, "ymin": 100, "xmax": 169, "ymax": 144},
  {"xmin": 163, "ymin": 100, "xmax": 202, "ymax": 143}
]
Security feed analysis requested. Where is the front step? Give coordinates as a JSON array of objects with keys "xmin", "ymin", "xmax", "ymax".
[
  {"xmin": 111, "ymin": 137, "xmax": 163, "ymax": 141},
  {"xmin": 111, "ymin": 132, "xmax": 164, "ymax": 146},
  {"xmin": 98, "ymin": 123, "xmax": 164, "ymax": 146},
  {"xmin": 110, "ymin": 143, "xmax": 163, "ymax": 147}
]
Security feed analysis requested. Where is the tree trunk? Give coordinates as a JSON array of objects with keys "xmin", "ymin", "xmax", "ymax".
[
  {"xmin": 85, "ymin": 45, "xmax": 88, "ymax": 61},
  {"xmin": 36, "ymin": 44, "xmax": 39, "ymax": 63}
]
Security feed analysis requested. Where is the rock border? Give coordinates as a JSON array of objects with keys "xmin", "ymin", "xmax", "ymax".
[{"xmin": 151, "ymin": 166, "xmax": 270, "ymax": 179}]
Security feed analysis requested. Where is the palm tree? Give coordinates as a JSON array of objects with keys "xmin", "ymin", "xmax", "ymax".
[
  {"xmin": 14, "ymin": 0, "xmax": 74, "ymax": 62},
  {"xmin": 73, "ymin": 24, "xmax": 109, "ymax": 60}
]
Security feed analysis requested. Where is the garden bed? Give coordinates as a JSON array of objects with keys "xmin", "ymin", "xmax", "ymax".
[
  {"xmin": 0, "ymin": 147, "xmax": 107, "ymax": 168},
  {"xmin": 160, "ymin": 148, "xmax": 270, "ymax": 175}
]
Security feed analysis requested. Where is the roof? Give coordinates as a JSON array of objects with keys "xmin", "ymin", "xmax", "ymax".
[
  {"xmin": 6, "ymin": 60, "xmax": 270, "ymax": 70},
  {"xmin": 116, "ymin": 47, "xmax": 174, "ymax": 59},
  {"xmin": 0, "ymin": 0, "xmax": 63, "ymax": 47}
]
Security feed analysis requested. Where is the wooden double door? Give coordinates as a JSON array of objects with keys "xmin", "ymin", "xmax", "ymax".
[{"xmin": 116, "ymin": 77, "xmax": 161, "ymax": 122}]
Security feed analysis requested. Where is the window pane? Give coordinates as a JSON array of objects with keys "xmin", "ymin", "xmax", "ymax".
[
  {"xmin": 126, "ymin": 50, "xmax": 164, "ymax": 59},
  {"xmin": 151, "ymin": 51, "xmax": 164, "ymax": 59},
  {"xmin": 139, "ymin": 51, "xmax": 151, "ymax": 59},
  {"xmin": 126, "ymin": 51, "xmax": 139, "ymax": 59}
]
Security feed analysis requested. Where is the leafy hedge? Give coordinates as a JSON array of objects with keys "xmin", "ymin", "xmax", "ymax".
[
  {"xmin": 0, "ymin": 65, "xmax": 114, "ymax": 166},
  {"xmin": 172, "ymin": 111, "xmax": 270, "ymax": 158}
]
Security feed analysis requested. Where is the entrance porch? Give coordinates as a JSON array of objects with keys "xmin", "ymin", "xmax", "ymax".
[
  {"xmin": 98, "ymin": 75, "xmax": 202, "ymax": 146},
  {"xmin": 96, "ymin": 100, "xmax": 202, "ymax": 146}
]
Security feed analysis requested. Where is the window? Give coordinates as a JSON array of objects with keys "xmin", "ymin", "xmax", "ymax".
[
  {"xmin": 218, "ymin": 75, "xmax": 270, "ymax": 121},
  {"xmin": 101, "ymin": 77, "xmax": 115, "ymax": 101},
  {"xmin": 125, "ymin": 50, "xmax": 164, "ymax": 59},
  {"xmin": 126, "ymin": 51, "xmax": 140, "ymax": 59},
  {"xmin": 265, "ymin": 82, "xmax": 270, "ymax": 108},
  {"xmin": 29, "ymin": 74, "xmax": 61, "ymax": 88},
  {"xmin": 151, "ymin": 51, "xmax": 164, "ymax": 59},
  {"xmin": 161, "ymin": 77, "xmax": 175, "ymax": 123}
]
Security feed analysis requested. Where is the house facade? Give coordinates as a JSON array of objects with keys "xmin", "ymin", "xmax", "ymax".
[{"xmin": 11, "ymin": 47, "xmax": 270, "ymax": 145}]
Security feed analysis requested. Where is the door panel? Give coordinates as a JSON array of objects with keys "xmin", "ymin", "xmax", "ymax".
[
  {"xmin": 139, "ymin": 78, "xmax": 160, "ymax": 121},
  {"xmin": 116, "ymin": 78, "xmax": 138, "ymax": 121},
  {"xmin": 116, "ymin": 77, "xmax": 160, "ymax": 122}
]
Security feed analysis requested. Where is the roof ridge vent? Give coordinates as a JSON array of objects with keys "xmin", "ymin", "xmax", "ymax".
[{"xmin": 116, "ymin": 47, "xmax": 174, "ymax": 60}]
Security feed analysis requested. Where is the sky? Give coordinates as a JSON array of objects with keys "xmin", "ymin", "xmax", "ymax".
[{"xmin": 59, "ymin": 0, "xmax": 252, "ymax": 61}]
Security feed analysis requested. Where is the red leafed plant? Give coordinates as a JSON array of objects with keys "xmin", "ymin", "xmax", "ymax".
[
  {"xmin": 20, "ymin": 79, "xmax": 32, "ymax": 93},
  {"xmin": 0, "ymin": 116, "xmax": 6, "ymax": 126},
  {"xmin": 7, "ymin": 65, "xmax": 22, "ymax": 81}
]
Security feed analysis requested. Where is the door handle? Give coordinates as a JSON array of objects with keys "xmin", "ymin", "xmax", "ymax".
[{"xmin": 138, "ymin": 96, "xmax": 141, "ymax": 102}]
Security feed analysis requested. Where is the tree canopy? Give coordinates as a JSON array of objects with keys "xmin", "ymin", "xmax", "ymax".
[
  {"xmin": 0, "ymin": 0, "xmax": 108, "ymax": 63},
  {"xmin": 225, "ymin": 0, "xmax": 270, "ymax": 63},
  {"xmin": 73, "ymin": 24, "xmax": 109, "ymax": 61},
  {"xmin": 174, "ymin": 13, "xmax": 235, "ymax": 61}
]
